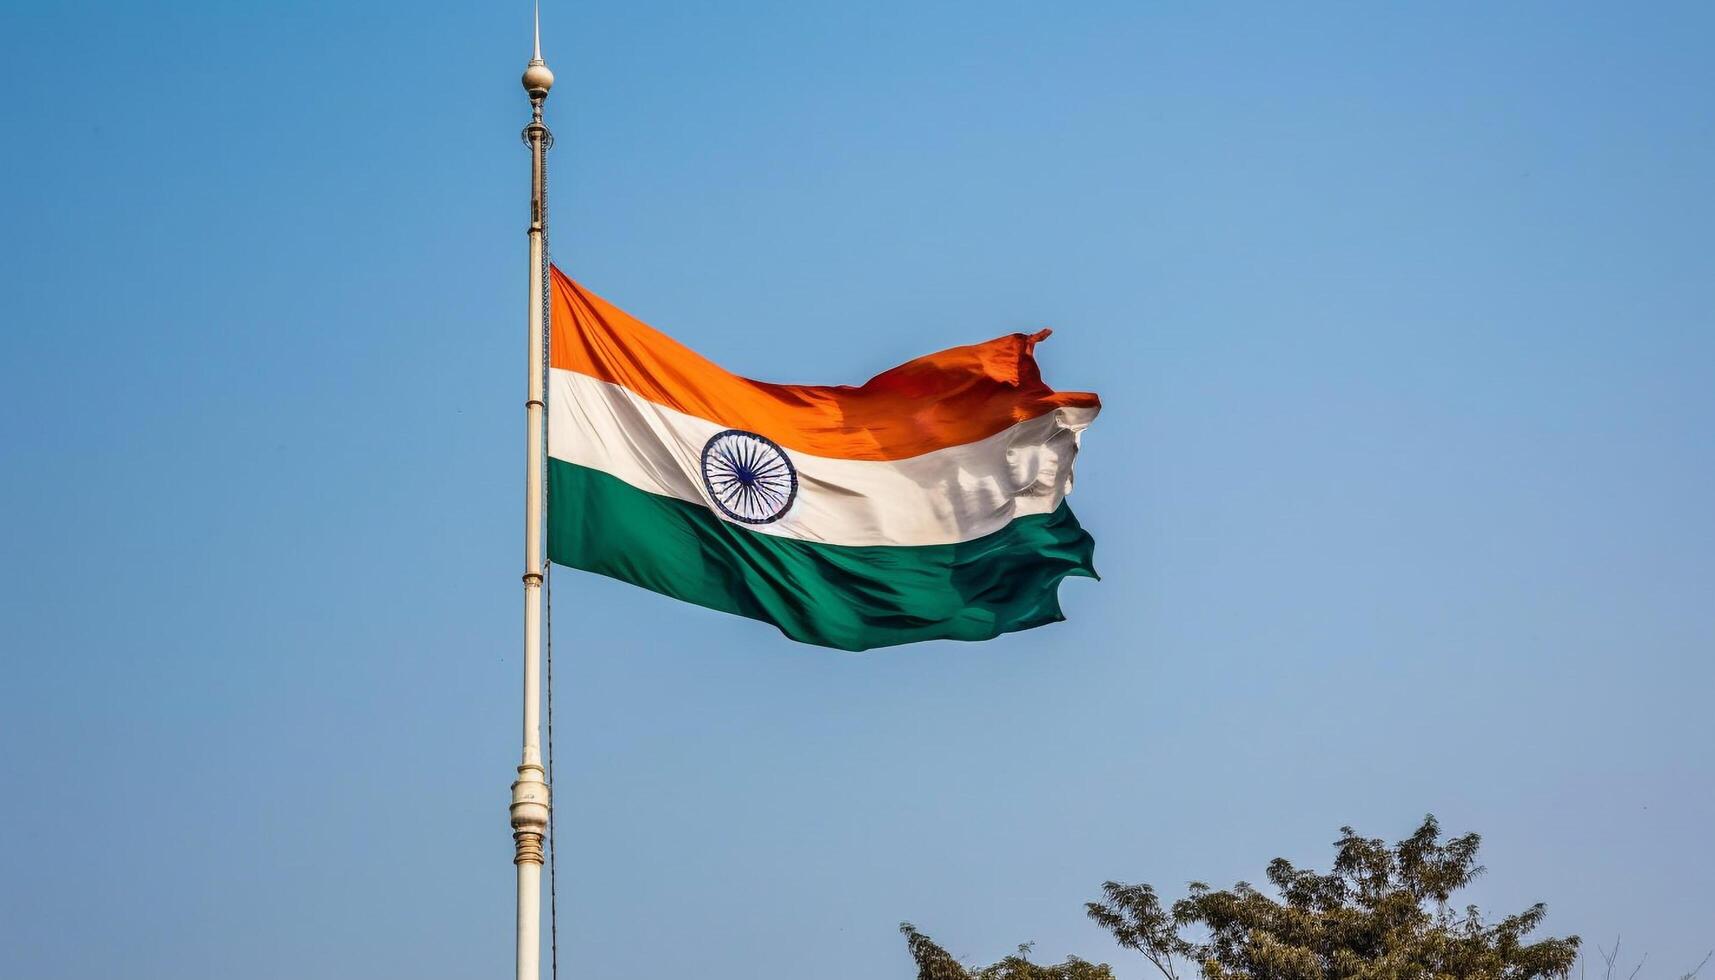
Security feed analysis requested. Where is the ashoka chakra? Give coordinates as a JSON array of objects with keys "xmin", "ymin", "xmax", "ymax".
[{"xmin": 700, "ymin": 429, "xmax": 798, "ymax": 525}]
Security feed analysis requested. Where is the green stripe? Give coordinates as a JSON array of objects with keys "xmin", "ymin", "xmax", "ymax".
[{"xmin": 547, "ymin": 459, "xmax": 1097, "ymax": 651}]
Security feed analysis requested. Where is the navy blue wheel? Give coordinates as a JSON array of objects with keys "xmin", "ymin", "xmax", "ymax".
[{"xmin": 700, "ymin": 429, "xmax": 798, "ymax": 525}]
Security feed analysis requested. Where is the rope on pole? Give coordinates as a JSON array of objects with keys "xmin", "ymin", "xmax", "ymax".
[{"xmin": 541, "ymin": 128, "xmax": 561, "ymax": 980}]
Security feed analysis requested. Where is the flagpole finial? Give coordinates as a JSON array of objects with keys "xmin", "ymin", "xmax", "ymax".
[{"xmin": 521, "ymin": 1, "xmax": 554, "ymax": 102}]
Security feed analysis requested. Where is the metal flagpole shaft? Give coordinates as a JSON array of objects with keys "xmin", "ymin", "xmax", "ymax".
[{"xmin": 513, "ymin": 7, "xmax": 554, "ymax": 980}]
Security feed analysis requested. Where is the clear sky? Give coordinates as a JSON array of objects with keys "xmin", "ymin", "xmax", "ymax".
[{"xmin": 2, "ymin": 2, "xmax": 1711, "ymax": 978}]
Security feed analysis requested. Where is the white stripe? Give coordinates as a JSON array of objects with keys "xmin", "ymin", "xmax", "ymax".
[{"xmin": 548, "ymin": 369, "xmax": 1095, "ymax": 548}]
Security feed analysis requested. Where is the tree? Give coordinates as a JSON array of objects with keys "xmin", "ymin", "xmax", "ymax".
[
  {"xmin": 900, "ymin": 923, "xmax": 1115, "ymax": 980},
  {"xmin": 1586, "ymin": 936, "xmax": 1712, "ymax": 980},
  {"xmin": 1085, "ymin": 815, "xmax": 1581, "ymax": 980}
]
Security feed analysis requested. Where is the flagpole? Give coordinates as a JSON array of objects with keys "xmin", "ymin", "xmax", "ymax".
[{"xmin": 513, "ymin": 6, "xmax": 554, "ymax": 980}]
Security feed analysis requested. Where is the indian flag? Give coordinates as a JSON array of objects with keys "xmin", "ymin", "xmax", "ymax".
[{"xmin": 546, "ymin": 267, "xmax": 1101, "ymax": 651}]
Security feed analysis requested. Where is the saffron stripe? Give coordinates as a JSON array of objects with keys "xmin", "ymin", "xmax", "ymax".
[{"xmin": 549, "ymin": 266, "xmax": 1101, "ymax": 462}]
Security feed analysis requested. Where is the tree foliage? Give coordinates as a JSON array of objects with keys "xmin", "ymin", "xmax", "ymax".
[
  {"xmin": 1084, "ymin": 816, "xmax": 1581, "ymax": 980},
  {"xmin": 902, "ymin": 817, "xmax": 1586, "ymax": 980},
  {"xmin": 900, "ymin": 923, "xmax": 1114, "ymax": 980}
]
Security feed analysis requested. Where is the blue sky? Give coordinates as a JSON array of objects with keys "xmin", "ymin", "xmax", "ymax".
[{"xmin": 2, "ymin": 2, "xmax": 1712, "ymax": 978}]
